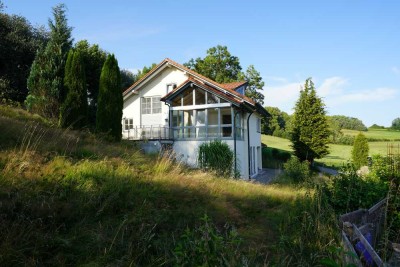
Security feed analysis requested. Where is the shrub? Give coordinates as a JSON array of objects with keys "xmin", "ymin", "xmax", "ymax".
[
  {"xmin": 261, "ymin": 147, "xmax": 291, "ymax": 169},
  {"xmin": 352, "ymin": 132, "xmax": 369, "ymax": 169},
  {"xmin": 322, "ymin": 164, "xmax": 388, "ymax": 213},
  {"xmin": 279, "ymin": 157, "xmax": 310, "ymax": 183},
  {"xmin": 197, "ymin": 140, "xmax": 234, "ymax": 177}
]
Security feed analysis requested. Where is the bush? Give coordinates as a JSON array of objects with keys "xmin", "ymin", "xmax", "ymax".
[
  {"xmin": 279, "ymin": 157, "xmax": 310, "ymax": 183},
  {"xmin": 198, "ymin": 140, "xmax": 234, "ymax": 177},
  {"xmin": 262, "ymin": 147, "xmax": 291, "ymax": 169},
  {"xmin": 352, "ymin": 132, "xmax": 369, "ymax": 169},
  {"xmin": 322, "ymin": 164, "xmax": 388, "ymax": 213}
]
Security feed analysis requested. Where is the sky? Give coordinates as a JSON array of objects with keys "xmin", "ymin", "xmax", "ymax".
[{"xmin": 3, "ymin": 0, "xmax": 400, "ymax": 127}]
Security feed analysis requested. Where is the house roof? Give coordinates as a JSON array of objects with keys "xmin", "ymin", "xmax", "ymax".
[
  {"xmin": 160, "ymin": 78, "xmax": 244, "ymax": 106},
  {"xmin": 123, "ymin": 58, "xmax": 254, "ymax": 103},
  {"xmin": 123, "ymin": 58, "xmax": 269, "ymax": 118},
  {"xmin": 220, "ymin": 81, "xmax": 248, "ymax": 90}
]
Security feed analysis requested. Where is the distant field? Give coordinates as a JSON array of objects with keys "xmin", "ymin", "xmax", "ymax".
[
  {"xmin": 342, "ymin": 128, "xmax": 400, "ymax": 140},
  {"xmin": 262, "ymin": 134, "xmax": 400, "ymax": 168}
]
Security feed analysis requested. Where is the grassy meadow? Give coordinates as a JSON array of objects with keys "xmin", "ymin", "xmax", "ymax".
[
  {"xmin": 0, "ymin": 105, "xmax": 339, "ymax": 266},
  {"xmin": 262, "ymin": 129, "xmax": 400, "ymax": 168}
]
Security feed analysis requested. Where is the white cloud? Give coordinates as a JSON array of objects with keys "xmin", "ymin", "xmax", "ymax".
[
  {"xmin": 265, "ymin": 76, "xmax": 288, "ymax": 83},
  {"xmin": 392, "ymin": 66, "xmax": 400, "ymax": 75},
  {"xmin": 263, "ymin": 82, "xmax": 303, "ymax": 113},
  {"xmin": 334, "ymin": 87, "xmax": 398, "ymax": 104},
  {"xmin": 263, "ymin": 76, "xmax": 399, "ymax": 113},
  {"xmin": 317, "ymin": 76, "xmax": 348, "ymax": 97}
]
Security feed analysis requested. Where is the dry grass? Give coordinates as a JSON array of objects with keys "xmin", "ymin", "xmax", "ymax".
[{"xmin": 0, "ymin": 105, "xmax": 339, "ymax": 266}]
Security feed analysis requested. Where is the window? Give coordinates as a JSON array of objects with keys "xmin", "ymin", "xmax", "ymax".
[
  {"xmin": 195, "ymin": 88, "xmax": 206, "ymax": 105},
  {"xmin": 235, "ymin": 111, "xmax": 243, "ymax": 139},
  {"xmin": 257, "ymin": 117, "xmax": 261, "ymax": 133},
  {"xmin": 220, "ymin": 107, "xmax": 232, "ymax": 137},
  {"xmin": 171, "ymin": 107, "xmax": 238, "ymax": 140},
  {"xmin": 182, "ymin": 88, "xmax": 193, "ymax": 106},
  {"xmin": 141, "ymin": 96, "xmax": 161, "ymax": 114},
  {"xmin": 167, "ymin": 83, "xmax": 177, "ymax": 94},
  {"xmin": 124, "ymin": 118, "xmax": 133, "ymax": 131},
  {"xmin": 152, "ymin": 96, "xmax": 161, "ymax": 113}
]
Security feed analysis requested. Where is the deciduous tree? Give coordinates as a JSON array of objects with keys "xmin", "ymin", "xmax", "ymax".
[
  {"xmin": 0, "ymin": 5, "xmax": 48, "ymax": 102},
  {"xmin": 185, "ymin": 45, "xmax": 265, "ymax": 104},
  {"xmin": 96, "ymin": 54, "xmax": 122, "ymax": 141},
  {"xmin": 239, "ymin": 65, "xmax": 265, "ymax": 105},
  {"xmin": 185, "ymin": 45, "xmax": 242, "ymax": 83},
  {"xmin": 290, "ymin": 78, "xmax": 330, "ymax": 163},
  {"xmin": 391, "ymin": 117, "xmax": 400, "ymax": 130}
]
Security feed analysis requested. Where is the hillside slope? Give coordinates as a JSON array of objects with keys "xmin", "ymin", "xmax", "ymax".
[{"xmin": 0, "ymin": 106, "xmax": 336, "ymax": 266}]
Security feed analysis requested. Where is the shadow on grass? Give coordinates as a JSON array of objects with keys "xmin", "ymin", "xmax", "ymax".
[{"xmin": 0, "ymin": 154, "xmax": 302, "ymax": 266}]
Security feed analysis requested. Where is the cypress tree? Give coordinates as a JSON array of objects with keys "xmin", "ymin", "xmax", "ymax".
[
  {"xmin": 352, "ymin": 132, "xmax": 369, "ymax": 169},
  {"xmin": 59, "ymin": 50, "xmax": 88, "ymax": 128},
  {"xmin": 96, "ymin": 54, "xmax": 122, "ymax": 141},
  {"xmin": 290, "ymin": 78, "xmax": 330, "ymax": 163},
  {"xmin": 26, "ymin": 4, "xmax": 72, "ymax": 118}
]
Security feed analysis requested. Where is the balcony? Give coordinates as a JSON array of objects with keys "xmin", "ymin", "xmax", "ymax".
[{"xmin": 123, "ymin": 125, "xmax": 172, "ymax": 140}]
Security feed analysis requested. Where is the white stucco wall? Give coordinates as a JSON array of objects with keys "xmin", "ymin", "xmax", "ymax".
[
  {"xmin": 122, "ymin": 66, "xmax": 188, "ymax": 127},
  {"xmin": 121, "ymin": 64, "xmax": 263, "ymax": 178},
  {"xmin": 173, "ymin": 139, "xmax": 249, "ymax": 178}
]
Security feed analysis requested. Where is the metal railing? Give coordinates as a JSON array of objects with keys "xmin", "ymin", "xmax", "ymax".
[{"xmin": 124, "ymin": 125, "xmax": 172, "ymax": 140}]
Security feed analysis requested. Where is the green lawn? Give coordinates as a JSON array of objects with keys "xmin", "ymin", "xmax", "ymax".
[
  {"xmin": 342, "ymin": 128, "xmax": 400, "ymax": 140},
  {"xmin": 262, "ymin": 134, "xmax": 400, "ymax": 168}
]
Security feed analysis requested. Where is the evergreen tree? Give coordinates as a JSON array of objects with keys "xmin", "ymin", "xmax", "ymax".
[
  {"xmin": 26, "ymin": 4, "xmax": 72, "ymax": 118},
  {"xmin": 74, "ymin": 40, "xmax": 108, "ymax": 126},
  {"xmin": 351, "ymin": 132, "xmax": 369, "ymax": 169},
  {"xmin": 96, "ymin": 54, "xmax": 122, "ymax": 141},
  {"xmin": 290, "ymin": 78, "xmax": 330, "ymax": 163},
  {"xmin": 59, "ymin": 50, "xmax": 88, "ymax": 128}
]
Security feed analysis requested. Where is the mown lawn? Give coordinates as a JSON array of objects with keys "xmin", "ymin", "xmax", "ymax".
[
  {"xmin": 342, "ymin": 128, "xmax": 400, "ymax": 140},
  {"xmin": 262, "ymin": 134, "xmax": 400, "ymax": 168}
]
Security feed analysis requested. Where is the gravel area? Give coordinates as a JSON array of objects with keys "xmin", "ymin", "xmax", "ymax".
[{"xmin": 251, "ymin": 168, "xmax": 282, "ymax": 184}]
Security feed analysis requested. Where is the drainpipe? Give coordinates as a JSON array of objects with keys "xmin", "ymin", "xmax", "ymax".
[
  {"xmin": 247, "ymin": 111, "xmax": 254, "ymax": 180},
  {"xmin": 164, "ymin": 101, "xmax": 171, "ymax": 139},
  {"xmin": 233, "ymin": 110, "xmax": 240, "ymax": 178}
]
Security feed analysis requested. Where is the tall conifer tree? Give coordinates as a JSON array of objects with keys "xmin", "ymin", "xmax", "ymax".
[
  {"xmin": 59, "ymin": 50, "xmax": 88, "ymax": 128},
  {"xmin": 290, "ymin": 78, "xmax": 330, "ymax": 163},
  {"xmin": 26, "ymin": 4, "xmax": 72, "ymax": 118},
  {"xmin": 351, "ymin": 133, "xmax": 369, "ymax": 169},
  {"xmin": 96, "ymin": 54, "xmax": 122, "ymax": 141}
]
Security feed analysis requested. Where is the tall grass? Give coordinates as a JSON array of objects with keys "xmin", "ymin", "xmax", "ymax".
[{"xmin": 0, "ymin": 106, "xmax": 345, "ymax": 266}]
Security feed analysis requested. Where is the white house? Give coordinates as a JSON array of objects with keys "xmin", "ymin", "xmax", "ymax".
[{"xmin": 122, "ymin": 58, "xmax": 269, "ymax": 179}]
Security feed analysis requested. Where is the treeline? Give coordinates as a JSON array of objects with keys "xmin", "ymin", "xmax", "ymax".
[
  {"xmin": 329, "ymin": 115, "xmax": 367, "ymax": 131},
  {"xmin": 0, "ymin": 3, "xmax": 139, "ymax": 140},
  {"xmin": 262, "ymin": 106, "xmax": 369, "ymax": 145}
]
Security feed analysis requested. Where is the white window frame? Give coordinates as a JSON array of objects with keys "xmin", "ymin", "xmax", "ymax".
[
  {"xmin": 141, "ymin": 96, "xmax": 161, "ymax": 114},
  {"xmin": 123, "ymin": 118, "xmax": 133, "ymax": 131}
]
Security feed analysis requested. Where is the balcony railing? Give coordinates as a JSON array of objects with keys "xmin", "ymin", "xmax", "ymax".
[
  {"xmin": 123, "ymin": 125, "xmax": 172, "ymax": 140},
  {"xmin": 123, "ymin": 125, "xmax": 244, "ymax": 141}
]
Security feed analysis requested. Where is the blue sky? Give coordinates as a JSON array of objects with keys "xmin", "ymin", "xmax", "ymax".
[{"xmin": 4, "ymin": 0, "xmax": 400, "ymax": 127}]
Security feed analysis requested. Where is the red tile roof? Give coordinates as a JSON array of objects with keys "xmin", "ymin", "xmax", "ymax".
[
  {"xmin": 160, "ymin": 78, "xmax": 244, "ymax": 106},
  {"xmin": 123, "ymin": 58, "xmax": 255, "ymax": 105},
  {"xmin": 220, "ymin": 81, "xmax": 247, "ymax": 90}
]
